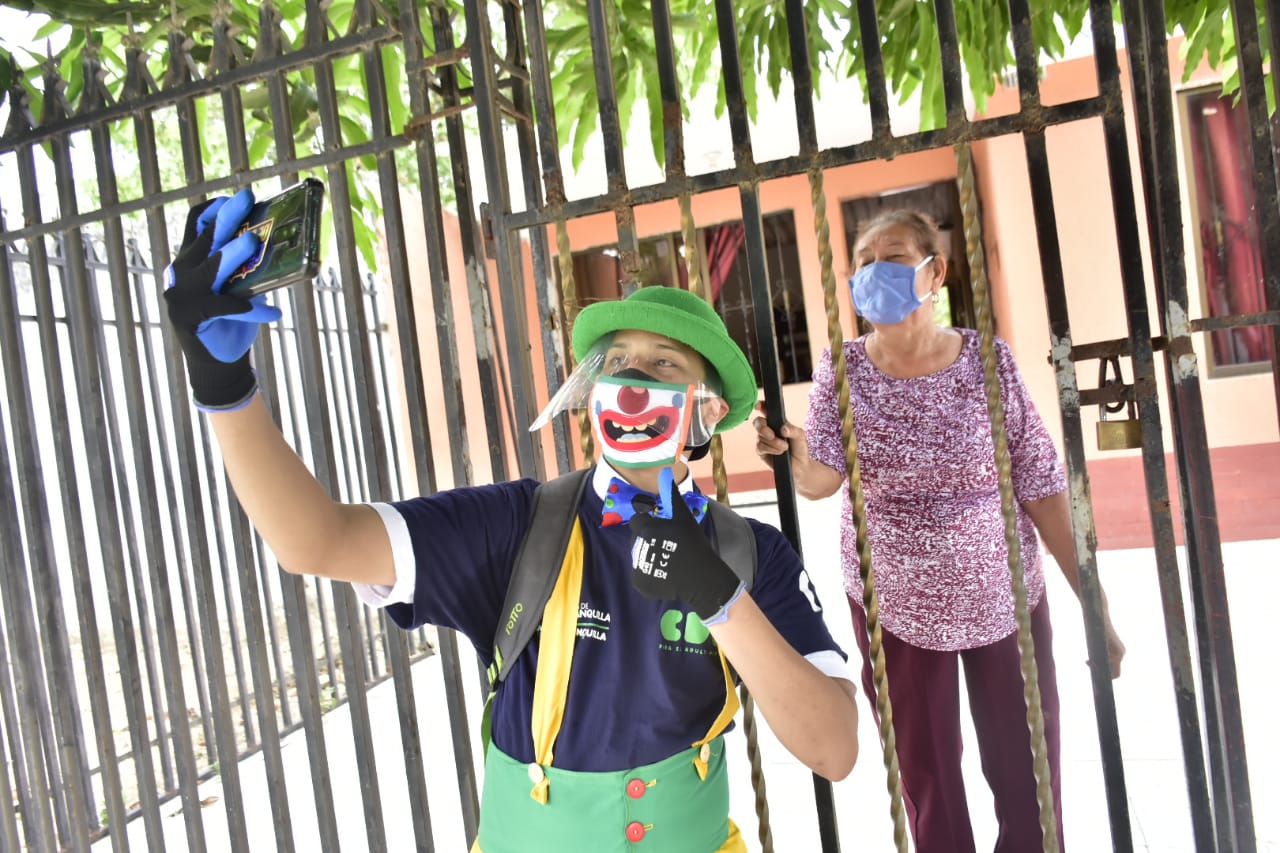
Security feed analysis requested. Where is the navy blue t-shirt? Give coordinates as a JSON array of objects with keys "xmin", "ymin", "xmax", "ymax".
[{"xmin": 383, "ymin": 473, "xmax": 844, "ymax": 772}]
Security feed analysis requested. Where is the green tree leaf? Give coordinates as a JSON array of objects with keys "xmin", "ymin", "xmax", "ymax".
[{"xmin": 2, "ymin": 0, "xmax": 1266, "ymax": 274}]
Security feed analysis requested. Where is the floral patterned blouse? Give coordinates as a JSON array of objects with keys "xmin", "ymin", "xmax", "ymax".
[{"xmin": 805, "ymin": 329, "xmax": 1067, "ymax": 651}]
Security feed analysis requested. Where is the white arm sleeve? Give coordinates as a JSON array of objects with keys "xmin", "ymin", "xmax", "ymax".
[
  {"xmin": 351, "ymin": 503, "xmax": 417, "ymax": 609},
  {"xmin": 804, "ymin": 649, "xmax": 857, "ymax": 690}
]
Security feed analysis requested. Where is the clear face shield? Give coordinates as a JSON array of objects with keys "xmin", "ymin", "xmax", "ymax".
[{"xmin": 529, "ymin": 334, "xmax": 726, "ymax": 468}]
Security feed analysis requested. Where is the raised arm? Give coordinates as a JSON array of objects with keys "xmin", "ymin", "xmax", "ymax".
[
  {"xmin": 165, "ymin": 190, "xmax": 393, "ymax": 587},
  {"xmin": 207, "ymin": 399, "xmax": 393, "ymax": 584}
]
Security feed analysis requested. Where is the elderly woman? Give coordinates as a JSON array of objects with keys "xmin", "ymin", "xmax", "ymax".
[{"xmin": 754, "ymin": 208, "xmax": 1124, "ymax": 853}]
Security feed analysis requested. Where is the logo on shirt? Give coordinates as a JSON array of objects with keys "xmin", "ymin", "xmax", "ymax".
[
  {"xmin": 576, "ymin": 602, "xmax": 611, "ymax": 643},
  {"xmin": 658, "ymin": 609, "xmax": 716, "ymax": 656}
]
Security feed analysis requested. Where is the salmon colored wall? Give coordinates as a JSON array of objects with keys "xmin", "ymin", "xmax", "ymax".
[
  {"xmin": 972, "ymin": 44, "xmax": 1278, "ymax": 465},
  {"xmin": 386, "ymin": 45, "xmax": 1276, "ymax": 547},
  {"xmin": 384, "ymin": 193, "xmax": 522, "ymax": 491},
  {"xmin": 386, "ymin": 194, "xmax": 558, "ymax": 491}
]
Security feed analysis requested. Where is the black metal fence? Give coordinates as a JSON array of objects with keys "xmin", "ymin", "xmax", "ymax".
[{"xmin": 0, "ymin": 1, "xmax": 1275, "ymax": 852}]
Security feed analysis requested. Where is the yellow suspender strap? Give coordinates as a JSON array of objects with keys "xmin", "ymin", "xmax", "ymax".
[
  {"xmin": 690, "ymin": 647, "xmax": 740, "ymax": 780},
  {"xmin": 527, "ymin": 518, "xmax": 585, "ymax": 804},
  {"xmin": 525, "ymin": 517, "xmax": 737, "ymax": 793}
]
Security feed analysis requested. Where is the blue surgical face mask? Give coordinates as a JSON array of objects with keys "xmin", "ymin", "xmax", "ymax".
[{"xmin": 848, "ymin": 255, "xmax": 935, "ymax": 326}]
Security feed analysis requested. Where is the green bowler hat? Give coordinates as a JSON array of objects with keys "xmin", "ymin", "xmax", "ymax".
[{"xmin": 571, "ymin": 286, "xmax": 758, "ymax": 433}]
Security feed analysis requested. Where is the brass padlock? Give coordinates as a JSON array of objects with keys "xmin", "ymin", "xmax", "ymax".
[
  {"xmin": 1097, "ymin": 400, "xmax": 1143, "ymax": 450},
  {"xmin": 1095, "ymin": 355, "xmax": 1143, "ymax": 451}
]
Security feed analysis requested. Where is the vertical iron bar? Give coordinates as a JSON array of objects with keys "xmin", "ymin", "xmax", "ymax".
[
  {"xmin": 400, "ymin": 3, "xmax": 498, "ymax": 836},
  {"xmin": 207, "ymin": 11, "xmax": 265, "ymax": 761},
  {"xmin": 1005, "ymin": 0, "xmax": 1042, "ymax": 111},
  {"xmin": 310, "ymin": 278, "xmax": 386, "ymax": 848},
  {"xmin": 167, "ymin": 30, "xmax": 254, "ymax": 853},
  {"xmin": 0, "ymin": 573, "xmax": 53, "ymax": 852},
  {"xmin": 434, "ymin": 3, "xmax": 514, "ymax": 486},
  {"xmin": 303, "ymin": 5, "xmax": 389, "ymax": 845},
  {"xmin": 521, "ymin": 0, "xmax": 575, "ymax": 475},
  {"xmin": 785, "ymin": 0, "xmax": 818, "ymax": 157},
  {"xmin": 931, "ymin": 0, "xmax": 968, "ymax": 127},
  {"xmin": 1123, "ymin": 9, "xmax": 1231, "ymax": 845},
  {"xmin": 706, "ymin": 0, "xmax": 799, "ymax": 545},
  {"xmin": 501, "ymin": 1, "xmax": 566, "ymax": 473},
  {"xmin": 90, "ymin": 51, "xmax": 211, "ymax": 848},
  {"xmin": 713, "ymin": 1, "xmax": 834, "ymax": 850},
  {"xmin": 126, "ymin": 250, "xmax": 213, "ymax": 849},
  {"xmin": 1095, "ymin": 3, "xmax": 1223, "ymax": 845},
  {"xmin": 0, "ymin": 185, "xmax": 93, "ymax": 853},
  {"xmin": 464, "ymin": 0, "xmax": 546, "ymax": 479},
  {"xmin": 84, "ymin": 143, "xmax": 177, "ymax": 803},
  {"xmin": 780, "ymin": 2, "xmax": 841, "ymax": 850},
  {"xmin": 365, "ymin": 274, "xmax": 405, "ymax": 498},
  {"xmin": 1122, "ymin": 2, "xmax": 1257, "ymax": 848},
  {"xmin": 208, "ymin": 12, "xmax": 297, "ymax": 847},
  {"xmin": 211, "ymin": 70, "xmax": 258, "ymax": 763},
  {"xmin": 317, "ymin": 281, "xmax": 358, "ymax": 504},
  {"xmin": 81, "ymin": 237, "xmax": 174, "ymax": 813},
  {"xmin": 44, "ymin": 79, "xmax": 166, "ymax": 853},
  {"xmin": 649, "ymin": 0, "xmax": 686, "ymax": 172},
  {"xmin": 0, "ymin": 636, "xmax": 19, "ymax": 852},
  {"xmin": 128, "ymin": 38, "xmax": 218, "ymax": 804},
  {"xmin": 853, "ymin": 0, "xmax": 892, "ymax": 142},
  {"xmin": 1020, "ymin": 131, "xmax": 1135, "ymax": 851},
  {"xmin": 396, "ymin": 0, "xmax": 473, "ymax": 494},
  {"xmin": 5, "ymin": 124, "xmax": 130, "ymax": 852},
  {"xmin": 247, "ymin": 19, "xmax": 350, "ymax": 813},
  {"xmin": 256, "ymin": 200, "xmax": 343, "ymax": 846},
  {"xmin": 0, "ymin": 378, "xmax": 58, "ymax": 853},
  {"xmin": 354, "ymin": 1, "xmax": 437, "ymax": 845},
  {"xmin": 583, "ymin": 0, "xmax": 641, "ymax": 277}
]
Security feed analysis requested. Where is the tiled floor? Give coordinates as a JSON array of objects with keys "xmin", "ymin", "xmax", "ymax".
[{"xmin": 96, "ymin": 492, "xmax": 1277, "ymax": 852}]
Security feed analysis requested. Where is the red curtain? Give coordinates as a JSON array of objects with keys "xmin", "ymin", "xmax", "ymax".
[
  {"xmin": 704, "ymin": 222, "xmax": 746, "ymax": 302},
  {"xmin": 1187, "ymin": 92, "xmax": 1269, "ymax": 365}
]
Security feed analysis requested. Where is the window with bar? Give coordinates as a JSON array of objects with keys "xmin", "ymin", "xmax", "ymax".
[
  {"xmin": 1183, "ymin": 87, "xmax": 1274, "ymax": 374},
  {"xmin": 556, "ymin": 211, "xmax": 811, "ymax": 386}
]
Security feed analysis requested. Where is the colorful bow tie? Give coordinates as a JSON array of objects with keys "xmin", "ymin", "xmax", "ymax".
[{"xmin": 601, "ymin": 476, "xmax": 709, "ymax": 528}]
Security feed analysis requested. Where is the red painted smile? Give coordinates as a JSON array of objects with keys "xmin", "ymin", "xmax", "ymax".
[{"xmin": 598, "ymin": 405, "xmax": 681, "ymax": 452}]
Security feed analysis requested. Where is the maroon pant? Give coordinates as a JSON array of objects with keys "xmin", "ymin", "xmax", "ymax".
[{"xmin": 849, "ymin": 597, "xmax": 1064, "ymax": 853}]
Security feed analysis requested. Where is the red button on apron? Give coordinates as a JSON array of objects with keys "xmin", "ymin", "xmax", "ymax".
[
  {"xmin": 626, "ymin": 821, "xmax": 646, "ymax": 842},
  {"xmin": 626, "ymin": 778, "xmax": 647, "ymax": 799}
]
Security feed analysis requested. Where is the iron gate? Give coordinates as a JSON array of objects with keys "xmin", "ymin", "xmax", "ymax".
[{"xmin": 0, "ymin": 1, "xmax": 1275, "ymax": 851}]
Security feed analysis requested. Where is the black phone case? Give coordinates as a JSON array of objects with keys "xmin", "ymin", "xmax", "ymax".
[{"xmin": 225, "ymin": 178, "xmax": 325, "ymax": 298}]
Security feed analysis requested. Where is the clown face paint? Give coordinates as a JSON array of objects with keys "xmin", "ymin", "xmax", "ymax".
[{"xmin": 590, "ymin": 373, "xmax": 696, "ymax": 468}]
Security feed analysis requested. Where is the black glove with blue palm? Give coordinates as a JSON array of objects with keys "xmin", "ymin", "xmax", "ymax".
[
  {"xmin": 164, "ymin": 188, "xmax": 281, "ymax": 412},
  {"xmin": 627, "ymin": 467, "xmax": 746, "ymax": 625}
]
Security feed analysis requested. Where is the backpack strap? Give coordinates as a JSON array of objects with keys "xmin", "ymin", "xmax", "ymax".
[
  {"xmin": 487, "ymin": 468, "xmax": 593, "ymax": 689},
  {"xmin": 706, "ymin": 500, "xmax": 757, "ymax": 592}
]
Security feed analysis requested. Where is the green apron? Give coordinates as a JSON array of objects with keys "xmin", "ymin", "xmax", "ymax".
[{"xmin": 472, "ymin": 519, "xmax": 746, "ymax": 853}]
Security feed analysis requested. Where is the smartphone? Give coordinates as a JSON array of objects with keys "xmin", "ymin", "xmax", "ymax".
[{"xmin": 224, "ymin": 178, "xmax": 325, "ymax": 298}]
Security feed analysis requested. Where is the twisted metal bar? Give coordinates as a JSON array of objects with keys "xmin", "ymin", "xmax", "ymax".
[
  {"xmin": 955, "ymin": 143, "xmax": 1059, "ymax": 853},
  {"xmin": 809, "ymin": 167, "xmax": 909, "ymax": 852},
  {"xmin": 682, "ymin": 191, "xmax": 775, "ymax": 853},
  {"xmin": 554, "ymin": 216, "xmax": 595, "ymax": 463}
]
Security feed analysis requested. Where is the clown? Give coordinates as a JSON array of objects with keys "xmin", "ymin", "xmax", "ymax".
[{"xmin": 163, "ymin": 193, "xmax": 858, "ymax": 853}]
